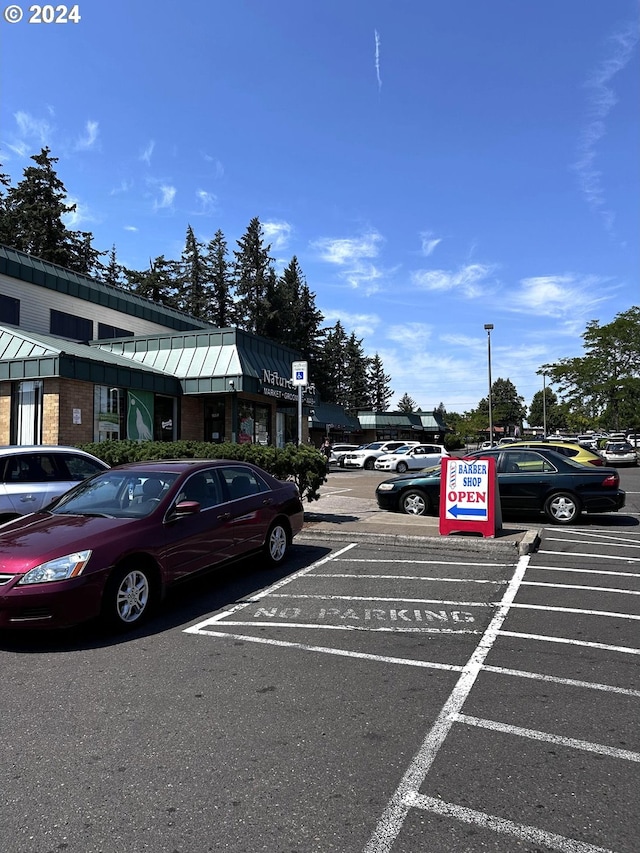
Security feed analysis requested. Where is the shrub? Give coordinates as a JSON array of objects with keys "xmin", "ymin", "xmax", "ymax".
[{"xmin": 77, "ymin": 440, "xmax": 327, "ymax": 502}]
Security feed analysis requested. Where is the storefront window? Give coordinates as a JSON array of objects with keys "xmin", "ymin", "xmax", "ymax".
[
  {"xmin": 236, "ymin": 401, "xmax": 272, "ymax": 445},
  {"xmin": 11, "ymin": 380, "xmax": 43, "ymax": 445},
  {"xmin": 154, "ymin": 395, "xmax": 176, "ymax": 441},
  {"xmin": 204, "ymin": 400, "xmax": 226, "ymax": 444},
  {"xmin": 94, "ymin": 386, "xmax": 125, "ymax": 441}
]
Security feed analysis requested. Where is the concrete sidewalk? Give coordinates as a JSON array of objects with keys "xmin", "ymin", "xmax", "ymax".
[{"xmin": 299, "ymin": 490, "xmax": 542, "ymax": 555}]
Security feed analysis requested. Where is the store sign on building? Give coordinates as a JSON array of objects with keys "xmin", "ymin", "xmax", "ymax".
[{"xmin": 262, "ymin": 368, "xmax": 315, "ymax": 402}]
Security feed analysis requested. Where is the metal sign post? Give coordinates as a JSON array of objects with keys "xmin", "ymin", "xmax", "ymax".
[{"xmin": 291, "ymin": 361, "xmax": 308, "ymax": 445}]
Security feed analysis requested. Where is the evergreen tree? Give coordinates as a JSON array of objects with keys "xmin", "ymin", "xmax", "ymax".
[
  {"xmin": 124, "ymin": 255, "xmax": 179, "ymax": 307},
  {"xmin": 368, "ymin": 353, "xmax": 393, "ymax": 411},
  {"xmin": 397, "ymin": 392, "xmax": 417, "ymax": 413},
  {"xmin": 232, "ymin": 217, "xmax": 275, "ymax": 335},
  {"xmin": 176, "ymin": 225, "xmax": 209, "ymax": 319},
  {"xmin": 0, "ymin": 166, "xmax": 13, "ymax": 246},
  {"xmin": 101, "ymin": 244, "xmax": 126, "ymax": 288},
  {"xmin": 343, "ymin": 332, "xmax": 371, "ymax": 414},
  {"xmin": 204, "ymin": 229, "xmax": 233, "ymax": 327},
  {"xmin": 0, "ymin": 147, "xmax": 101, "ymax": 272},
  {"xmin": 315, "ymin": 321, "xmax": 349, "ymax": 404},
  {"xmin": 476, "ymin": 377, "xmax": 527, "ymax": 433}
]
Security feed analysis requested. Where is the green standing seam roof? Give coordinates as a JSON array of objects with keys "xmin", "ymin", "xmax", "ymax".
[
  {"xmin": 0, "ymin": 325, "xmax": 181, "ymax": 394},
  {"xmin": 0, "ymin": 244, "xmax": 213, "ymax": 333}
]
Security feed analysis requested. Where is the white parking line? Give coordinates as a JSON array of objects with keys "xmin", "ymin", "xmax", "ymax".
[
  {"xmin": 521, "ymin": 580, "xmax": 640, "ymax": 595},
  {"xmin": 363, "ymin": 554, "xmax": 530, "ymax": 853},
  {"xmin": 408, "ymin": 795, "xmax": 616, "ymax": 853},
  {"xmin": 314, "ymin": 572, "xmax": 507, "ymax": 584},
  {"xmin": 508, "ymin": 603, "xmax": 640, "ymax": 620},
  {"xmin": 532, "ymin": 565, "xmax": 640, "ymax": 579},
  {"xmin": 543, "ymin": 548, "xmax": 640, "ymax": 561},
  {"xmin": 267, "ymin": 593, "xmax": 493, "ymax": 606},
  {"xmin": 499, "ymin": 630, "xmax": 640, "ymax": 655},
  {"xmin": 457, "ymin": 713, "xmax": 640, "ymax": 762}
]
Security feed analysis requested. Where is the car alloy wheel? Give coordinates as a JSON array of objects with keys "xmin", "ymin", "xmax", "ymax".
[
  {"xmin": 104, "ymin": 562, "xmax": 154, "ymax": 628},
  {"xmin": 401, "ymin": 489, "xmax": 430, "ymax": 516},
  {"xmin": 265, "ymin": 522, "xmax": 289, "ymax": 565},
  {"xmin": 544, "ymin": 491, "xmax": 580, "ymax": 525},
  {"xmin": 396, "ymin": 461, "xmax": 408, "ymax": 473},
  {"xmin": 364, "ymin": 458, "xmax": 376, "ymax": 470}
]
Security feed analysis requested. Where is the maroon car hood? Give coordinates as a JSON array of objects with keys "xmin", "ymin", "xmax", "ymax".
[{"xmin": 0, "ymin": 512, "xmax": 137, "ymax": 574}]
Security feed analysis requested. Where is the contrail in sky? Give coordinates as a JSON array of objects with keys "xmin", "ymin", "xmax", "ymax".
[{"xmin": 374, "ymin": 29, "xmax": 382, "ymax": 92}]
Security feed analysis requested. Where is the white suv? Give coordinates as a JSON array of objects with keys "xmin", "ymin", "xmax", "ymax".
[
  {"xmin": 343, "ymin": 441, "xmax": 419, "ymax": 470},
  {"xmin": 375, "ymin": 443, "xmax": 449, "ymax": 473}
]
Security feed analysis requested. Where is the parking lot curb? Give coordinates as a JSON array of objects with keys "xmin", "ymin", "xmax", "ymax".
[{"xmin": 297, "ymin": 526, "xmax": 542, "ymax": 556}]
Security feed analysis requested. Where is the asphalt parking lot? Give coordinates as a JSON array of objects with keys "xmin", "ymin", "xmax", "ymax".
[{"xmin": 0, "ymin": 464, "xmax": 638, "ymax": 852}]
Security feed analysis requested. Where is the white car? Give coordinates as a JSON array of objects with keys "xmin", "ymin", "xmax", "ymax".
[
  {"xmin": 343, "ymin": 440, "xmax": 419, "ymax": 470},
  {"xmin": 600, "ymin": 441, "xmax": 638, "ymax": 467},
  {"xmin": 375, "ymin": 444, "xmax": 450, "ymax": 473},
  {"xmin": 0, "ymin": 445, "xmax": 109, "ymax": 523},
  {"xmin": 328, "ymin": 443, "xmax": 362, "ymax": 467}
]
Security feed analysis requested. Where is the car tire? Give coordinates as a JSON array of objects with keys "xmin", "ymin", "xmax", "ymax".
[
  {"xmin": 544, "ymin": 491, "xmax": 580, "ymax": 525},
  {"xmin": 396, "ymin": 461, "xmax": 408, "ymax": 473},
  {"xmin": 102, "ymin": 561, "xmax": 155, "ymax": 630},
  {"xmin": 364, "ymin": 457, "xmax": 376, "ymax": 470},
  {"xmin": 401, "ymin": 489, "xmax": 430, "ymax": 516},
  {"xmin": 264, "ymin": 521, "xmax": 290, "ymax": 566}
]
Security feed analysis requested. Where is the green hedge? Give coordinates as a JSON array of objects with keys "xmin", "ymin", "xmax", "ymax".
[{"xmin": 77, "ymin": 440, "xmax": 328, "ymax": 503}]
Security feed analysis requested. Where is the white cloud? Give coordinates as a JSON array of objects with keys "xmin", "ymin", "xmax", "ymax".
[
  {"xmin": 312, "ymin": 229, "xmax": 384, "ymax": 265},
  {"xmin": 110, "ymin": 180, "xmax": 132, "ymax": 195},
  {"xmin": 507, "ymin": 274, "xmax": 610, "ymax": 319},
  {"xmin": 140, "ymin": 140, "xmax": 155, "ymax": 165},
  {"xmin": 14, "ymin": 110, "xmax": 52, "ymax": 143},
  {"xmin": 124, "ymin": 225, "xmax": 138, "ymax": 232},
  {"xmin": 62, "ymin": 195, "xmax": 96, "ymax": 228},
  {"xmin": 386, "ymin": 322, "xmax": 433, "ymax": 345},
  {"xmin": 420, "ymin": 230, "xmax": 442, "ymax": 257},
  {"xmin": 75, "ymin": 119, "xmax": 99, "ymax": 150},
  {"xmin": 153, "ymin": 184, "xmax": 176, "ymax": 210},
  {"xmin": 374, "ymin": 30, "xmax": 382, "ymax": 92},
  {"xmin": 321, "ymin": 308, "xmax": 379, "ymax": 339},
  {"xmin": 263, "ymin": 220, "xmax": 292, "ymax": 251},
  {"xmin": 202, "ymin": 153, "xmax": 224, "ymax": 178},
  {"xmin": 411, "ymin": 263, "xmax": 496, "ymax": 297},
  {"xmin": 194, "ymin": 189, "xmax": 217, "ymax": 215},
  {"xmin": 572, "ymin": 18, "xmax": 639, "ymax": 232}
]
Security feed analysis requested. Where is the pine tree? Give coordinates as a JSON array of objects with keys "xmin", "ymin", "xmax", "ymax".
[
  {"xmin": 124, "ymin": 255, "xmax": 179, "ymax": 308},
  {"xmin": 344, "ymin": 332, "xmax": 371, "ymax": 414},
  {"xmin": 368, "ymin": 353, "xmax": 393, "ymax": 411},
  {"xmin": 176, "ymin": 225, "xmax": 209, "ymax": 319},
  {"xmin": 0, "ymin": 147, "xmax": 101, "ymax": 272},
  {"xmin": 315, "ymin": 321, "xmax": 349, "ymax": 404},
  {"xmin": 101, "ymin": 245, "xmax": 126, "ymax": 288},
  {"xmin": 204, "ymin": 229, "xmax": 233, "ymax": 327},
  {"xmin": 232, "ymin": 217, "xmax": 275, "ymax": 335},
  {"xmin": 397, "ymin": 393, "xmax": 418, "ymax": 413}
]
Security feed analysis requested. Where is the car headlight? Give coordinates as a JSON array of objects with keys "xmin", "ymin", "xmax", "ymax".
[
  {"xmin": 18, "ymin": 551, "xmax": 92, "ymax": 585},
  {"xmin": 377, "ymin": 483, "xmax": 396, "ymax": 491}
]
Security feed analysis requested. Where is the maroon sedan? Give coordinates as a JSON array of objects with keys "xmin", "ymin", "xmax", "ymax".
[{"xmin": 0, "ymin": 459, "xmax": 304, "ymax": 631}]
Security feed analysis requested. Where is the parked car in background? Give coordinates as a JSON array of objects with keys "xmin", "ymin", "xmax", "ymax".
[
  {"xmin": 600, "ymin": 441, "xmax": 638, "ymax": 467},
  {"xmin": 626, "ymin": 432, "xmax": 640, "ymax": 448},
  {"xmin": 0, "ymin": 459, "xmax": 304, "ymax": 631},
  {"xmin": 0, "ymin": 445, "xmax": 109, "ymax": 524},
  {"xmin": 375, "ymin": 447, "xmax": 625, "ymax": 525},
  {"xmin": 375, "ymin": 443, "xmax": 449, "ymax": 473},
  {"xmin": 343, "ymin": 440, "xmax": 419, "ymax": 470},
  {"xmin": 328, "ymin": 443, "xmax": 361, "ymax": 467},
  {"xmin": 503, "ymin": 439, "xmax": 605, "ymax": 467}
]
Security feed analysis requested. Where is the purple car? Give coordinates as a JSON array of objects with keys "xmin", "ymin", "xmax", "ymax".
[{"xmin": 0, "ymin": 459, "xmax": 304, "ymax": 631}]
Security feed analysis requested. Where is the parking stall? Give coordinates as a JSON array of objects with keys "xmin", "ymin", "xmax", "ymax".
[{"xmin": 186, "ymin": 521, "xmax": 639, "ymax": 853}]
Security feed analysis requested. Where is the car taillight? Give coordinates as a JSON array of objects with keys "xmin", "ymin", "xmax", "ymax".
[
  {"xmin": 587, "ymin": 458, "xmax": 604, "ymax": 466},
  {"xmin": 602, "ymin": 474, "xmax": 619, "ymax": 487}
]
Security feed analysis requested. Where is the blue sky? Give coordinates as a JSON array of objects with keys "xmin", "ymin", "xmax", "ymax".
[{"xmin": 1, "ymin": 1, "xmax": 639, "ymax": 416}]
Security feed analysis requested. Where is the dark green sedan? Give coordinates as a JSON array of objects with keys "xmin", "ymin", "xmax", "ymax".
[{"xmin": 375, "ymin": 447, "xmax": 625, "ymax": 525}]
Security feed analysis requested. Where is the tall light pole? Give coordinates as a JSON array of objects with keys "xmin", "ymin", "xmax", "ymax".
[
  {"xmin": 484, "ymin": 324, "xmax": 494, "ymax": 445},
  {"xmin": 542, "ymin": 372, "xmax": 547, "ymax": 438}
]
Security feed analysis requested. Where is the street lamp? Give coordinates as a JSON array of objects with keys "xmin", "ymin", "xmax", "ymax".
[
  {"xmin": 542, "ymin": 372, "xmax": 547, "ymax": 438},
  {"xmin": 484, "ymin": 324, "xmax": 494, "ymax": 445}
]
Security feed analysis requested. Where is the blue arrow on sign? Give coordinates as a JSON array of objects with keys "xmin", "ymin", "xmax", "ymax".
[{"xmin": 448, "ymin": 504, "xmax": 487, "ymax": 518}]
